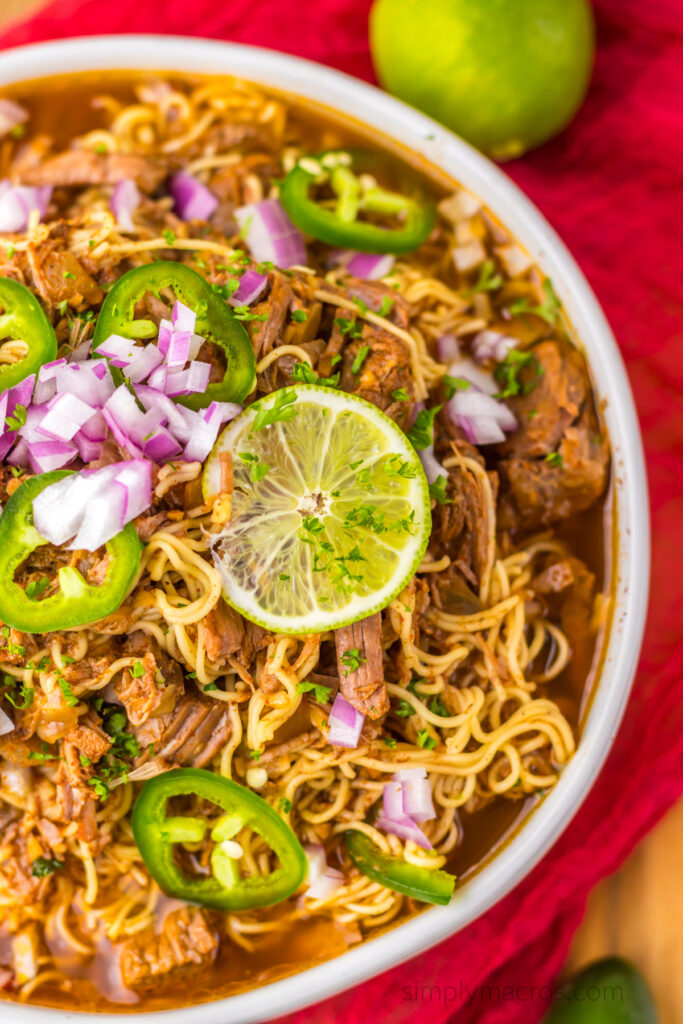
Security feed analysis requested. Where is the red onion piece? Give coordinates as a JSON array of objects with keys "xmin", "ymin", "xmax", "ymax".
[
  {"xmin": 392, "ymin": 767, "xmax": 435, "ymax": 822},
  {"xmin": 182, "ymin": 401, "xmax": 242, "ymax": 463},
  {"xmin": 74, "ymin": 435, "xmax": 104, "ymax": 463},
  {"xmin": 449, "ymin": 389, "xmax": 517, "ymax": 433},
  {"xmin": 418, "ymin": 445, "xmax": 447, "ymax": 485},
  {"xmin": 327, "ymin": 693, "xmax": 364, "ymax": 748},
  {"xmin": 165, "ymin": 330, "xmax": 192, "ymax": 369},
  {"xmin": 375, "ymin": 814, "xmax": 432, "ymax": 851},
  {"xmin": 37, "ymin": 393, "xmax": 97, "ymax": 443},
  {"xmin": 96, "ymin": 334, "xmax": 138, "ymax": 368},
  {"xmin": 303, "ymin": 844, "xmax": 344, "ymax": 901},
  {"xmin": 344, "ymin": 251, "xmax": 395, "ymax": 281},
  {"xmin": 172, "ymin": 300, "xmax": 196, "ymax": 334},
  {"xmin": 0, "ymin": 181, "xmax": 51, "ymax": 232},
  {"xmin": 163, "ymin": 361, "xmax": 210, "ymax": 397},
  {"xmin": 67, "ymin": 481, "xmax": 129, "ymax": 552},
  {"xmin": 0, "ymin": 706, "xmax": 13, "ymax": 736},
  {"xmin": 110, "ymin": 179, "xmax": 141, "ymax": 232},
  {"xmin": 169, "ymin": 171, "xmax": 218, "ymax": 222},
  {"xmin": 5, "ymin": 437, "xmax": 28, "ymax": 467},
  {"xmin": 142, "ymin": 425, "xmax": 182, "ymax": 462},
  {"xmin": 122, "ymin": 344, "xmax": 165, "ymax": 385},
  {"xmin": 0, "ymin": 99, "xmax": 28, "ymax": 139},
  {"xmin": 234, "ymin": 199, "xmax": 307, "ymax": 269},
  {"xmin": 471, "ymin": 330, "xmax": 516, "ymax": 364},
  {"xmin": 437, "ymin": 334, "xmax": 460, "ymax": 363},
  {"xmin": 228, "ymin": 269, "xmax": 268, "ymax": 307},
  {"xmin": 27, "ymin": 439, "xmax": 78, "ymax": 474},
  {"xmin": 446, "ymin": 356, "xmax": 497, "ymax": 396}
]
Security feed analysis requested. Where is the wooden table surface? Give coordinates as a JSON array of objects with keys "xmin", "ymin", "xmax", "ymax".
[{"xmin": 0, "ymin": 1, "xmax": 681, "ymax": 1019}]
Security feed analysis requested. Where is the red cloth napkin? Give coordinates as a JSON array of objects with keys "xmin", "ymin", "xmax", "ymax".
[{"xmin": 2, "ymin": 2, "xmax": 682, "ymax": 1022}]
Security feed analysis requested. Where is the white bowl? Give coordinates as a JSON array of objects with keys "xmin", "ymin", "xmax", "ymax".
[{"xmin": 0, "ymin": 35, "xmax": 649, "ymax": 1024}]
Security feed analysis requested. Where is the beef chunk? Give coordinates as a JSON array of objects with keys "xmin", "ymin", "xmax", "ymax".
[
  {"xmin": 339, "ymin": 324, "xmax": 414, "ymax": 426},
  {"xmin": 133, "ymin": 695, "xmax": 231, "ymax": 769},
  {"xmin": 497, "ymin": 340, "xmax": 609, "ymax": 530},
  {"xmin": 21, "ymin": 151, "xmax": 165, "ymax": 192},
  {"xmin": 203, "ymin": 598, "xmax": 245, "ymax": 662},
  {"xmin": 334, "ymin": 613, "xmax": 388, "ymax": 719},
  {"xmin": 40, "ymin": 251, "xmax": 102, "ymax": 307},
  {"xmin": 120, "ymin": 907, "xmax": 218, "ymax": 990},
  {"xmin": 115, "ymin": 651, "xmax": 183, "ymax": 728}
]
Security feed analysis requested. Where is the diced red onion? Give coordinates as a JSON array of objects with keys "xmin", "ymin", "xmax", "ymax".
[
  {"xmin": 110, "ymin": 179, "xmax": 141, "ymax": 232},
  {"xmin": 54, "ymin": 361, "xmax": 114, "ymax": 406},
  {"xmin": 165, "ymin": 330, "xmax": 192, "ymax": 369},
  {"xmin": 437, "ymin": 334, "xmax": 460, "ymax": 363},
  {"xmin": 0, "ymin": 100, "xmax": 28, "ymax": 139},
  {"xmin": 96, "ymin": 334, "xmax": 139, "ymax": 368},
  {"xmin": 327, "ymin": 693, "xmax": 364, "ymax": 748},
  {"xmin": 8, "ymin": 374, "xmax": 35, "ymax": 411},
  {"xmin": 0, "ymin": 181, "xmax": 52, "ymax": 232},
  {"xmin": 74, "ymin": 435, "xmax": 104, "ymax": 462},
  {"xmin": 182, "ymin": 401, "xmax": 242, "ymax": 463},
  {"xmin": 34, "ymin": 460, "xmax": 152, "ymax": 552},
  {"xmin": 169, "ymin": 171, "xmax": 218, "ymax": 222},
  {"xmin": 122, "ymin": 344, "xmax": 165, "ymax": 384},
  {"xmin": 135, "ymin": 385, "xmax": 193, "ymax": 442},
  {"xmin": 446, "ymin": 356, "xmax": 498, "ymax": 396},
  {"xmin": 141, "ymin": 425, "xmax": 182, "ymax": 462},
  {"xmin": 37, "ymin": 393, "xmax": 96, "ymax": 443},
  {"xmin": 392, "ymin": 767, "xmax": 435, "ymax": 823},
  {"xmin": 35, "ymin": 358, "xmax": 67, "ymax": 404},
  {"xmin": 449, "ymin": 389, "xmax": 517, "ymax": 433},
  {"xmin": 27, "ymin": 439, "xmax": 78, "ymax": 474},
  {"xmin": 163, "ymin": 361, "xmax": 210, "ymax": 397},
  {"xmin": 344, "ymin": 251, "xmax": 395, "ymax": 281},
  {"xmin": 79, "ymin": 411, "xmax": 108, "ymax": 443},
  {"xmin": 375, "ymin": 814, "xmax": 432, "ymax": 851},
  {"xmin": 471, "ymin": 330, "xmax": 516, "ymax": 364},
  {"xmin": 172, "ymin": 300, "xmax": 196, "ymax": 334},
  {"xmin": 228, "ymin": 269, "xmax": 268, "ymax": 307},
  {"xmin": 17, "ymin": 404, "xmax": 51, "ymax": 444},
  {"xmin": 418, "ymin": 445, "xmax": 447, "ymax": 485},
  {"xmin": 235, "ymin": 199, "xmax": 307, "ymax": 269},
  {"xmin": 5, "ymin": 437, "xmax": 28, "ymax": 467},
  {"xmin": 0, "ymin": 706, "xmax": 14, "ymax": 736},
  {"xmin": 303, "ymin": 843, "xmax": 344, "ymax": 901}
]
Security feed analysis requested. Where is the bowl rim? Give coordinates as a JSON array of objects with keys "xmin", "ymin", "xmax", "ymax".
[{"xmin": 0, "ymin": 34, "xmax": 650, "ymax": 1024}]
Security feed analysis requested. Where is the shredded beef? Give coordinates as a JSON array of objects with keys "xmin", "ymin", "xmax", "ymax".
[
  {"xmin": 40, "ymin": 251, "xmax": 102, "ymax": 308},
  {"xmin": 119, "ymin": 907, "xmax": 218, "ymax": 990},
  {"xmin": 203, "ymin": 599, "xmax": 244, "ymax": 662},
  {"xmin": 334, "ymin": 613, "xmax": 388, "ymax": 719},
  {"xmin": 497, "ymin": 340, "xmax": 609, "ymax": 530},
  {"xmin": 339, "ymin": 324, "xmax": 414, "ymax": 426},
  {"xmin": 21, "ymin": 151, "xmax": 165, "ymax": 192},
  {"xmin": 133, "ymin": 694, "xmax": 231, "ymax": 769},
  {"xmin": 115, "ymin": 650, "xmax": 183, "ymax": 727}
]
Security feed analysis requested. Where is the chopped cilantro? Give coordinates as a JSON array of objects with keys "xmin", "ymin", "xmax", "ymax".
[
  {"xmin": 28, "ymin": 742, "xmax": 59, "ymax": 762},
  {"xmin": 5, "ymin": 404, "xmax": 27, "ymax": 431},
  {"xmin": 395, "ymin": 699, "xmax": 416, "ymax": 718},
  {"xmin": 465, "ymin": 259, "xmax": 503, "ymax": 295},
  {"xmin": 382, "ymin": 737, "xmax": 398, "ymax": 748},
  {"xmin": 334, "ymin": 317, "xmax": 362, "ymax": 339},
  {"xmin": 391, "ymin": 387, "xmax": 409, "ymax": 402},
  {"xmin": 509, "ymin": 277, "xmax": 560, "ymax": 324},
  {"xmin": 545, "ymin": 451, "xmax": 564, "ymax": 467},
  {"xmin": 131, "ymin": 660, "xmax": 145, "ymax": 678},
  {"xmin": 443, "ymin": 375, "xmax": 471, "ymax": 399},
  {"xmin": 406, "ymin": 406, "xmax": 441, "ymax": 450},
  {"xmin": 383, "ymin": 454, "xmax": 417, "ymax": 479},
  {"xmin": 378, "ymin": 296, "xmax": 394, "ymax": 317},
  {"xmin": 251, "ymin": 388, "xmax": 298, "ymax": 433},
  {"xmin": 428, "ymin": 695, "xmax": 449, "ymax": 717},
  {"xmin": 351, "ymin": 345, "xmax": 370, "ymax": 375},
  {"xmin": 6, "ymin": 246, "xmax": 15, "ymax": 259},
  {"xmin": 238, "ymin": 451, "xmax": 270, "ymax": 481},
  {"xmin": 291, "ymin": 309, "xmax": 308, "ymax": 323},
  {"xmin": 429, "ymin": 475, "xmax": 451, "ymax": 505},
  {"xmin": 203, "ymin": 682, "xmax": 219, "ymax": 692},
  {"xmin": 340, "ymin": 648, "xmax": 366, "ymax": 675},
  {"xmin": 296, "ymin": 680, "xmax": 332, "ymax": 703},
  {"xmin": 163, "ymin": 229, "xmax": 176, "ymax": 246},
  {"xmin": 291, "ymin": 361, "xmax": 340, "ymax": 389},
  {"xmin": 57, "ymin": 677, "xmax": 79, "ymax": 708},
  {"xmin": 278, "ymin": 797, "xmax": 293, "ymax": 813},
  {"xmin": 32, "ymin": 857, "xmax": 64, "ymax": 878},
  {"xmin": 417, "ymin": 729, "xmax": 437, "ymax": 750},
  {"xmin": 493, "ymin": 349, "xmax": 543, "ymax": 399},
  {"xmin": 250, "ymin": 749, "xmax": 262, "ymax": 761},
  {"xmin": 279, "ymin": 573, "xmax": 290, "ymax": 581}
]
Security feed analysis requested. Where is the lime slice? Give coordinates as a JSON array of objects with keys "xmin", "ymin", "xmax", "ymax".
[{"xmin": 203, "ymin": 385, "xmax": 431, "ymax": 634}]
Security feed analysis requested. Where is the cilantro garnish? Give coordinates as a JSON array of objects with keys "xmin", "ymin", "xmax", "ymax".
[
  {"xmin": 378, "ymin": 296, "xmax": 394, "ymax": 317},
  {"xmin": 508, "ymin": 277, "xmax": 560, "ymax": 324},
  {"xmin": 238, "ymin": 451, "xmax": 270, "ymax": 481},
  {"xmin": 57, "ymin": 677, "xmax": 79, "ymax": 708},
  {"xmin": 279, "ymin": 797, "xmax": 293, "ymax": 813},
  {"xmin": 493, "ymin": 350, "xmax": 543, "ymax": 399},
  {"xmin": 291, "ymin": 309, "xmax": 308, "ymax": 323},
  {"xmin": 251, "ymin": 388, "xmax": 298, "ymax": 433},
  {"xmin": 383, "ymin": 455, "xmax": 417, "ymax": 479},
  {"xmin": 545, "ymin": 451, "xmax": 564, "ymax": 467},
  {"xmin": 417, "ymin": 729, "xmax": 437, "ymax": 750},
  {"xmin": 296, "ymin": 680, "xmax": 332, "ymax": 703},
  {"xmin": 428, "ymin": 475, "xmax": 451, "ymax": 505},
  {"xmin": 5, "ymin": 404, "xmax": 27, "ymax": 431},
  {"xmin": 465, "ymin": 259, "xmax": 503, "ymax": 295},
  {"xmin": 31, "ymin": 857, "xmax": 64, "ymax": 878},
  {"xmin": 334, "ymin": 317, "xmax": 362, "ymax": 339},
  {"xmin": 291, "ymin": 361, "xmax": 340, "ymax": 388},
  {"xmin": 428, "ymin": 695, "xmax": 449, "ymax": 717},
  {"xmin": 406, "ymin": 406, "xmax": 441, "ymax": 450},
  {"xmin": 395, "ymin": 700, "xmax": 416, "ymax": 718},
  {"xmin": 131, "ymin": 660, "xmax": 145, "ymax": 678},
  {"xmin": 391, "ymin": 387, "xmax": 409, "ymax": 402},
  {"xmin": 351, "ymin": 345, "xmax": 370, "ymax": 375},
  {"xmin": 340, "ymin": 648, "xmax": 366, "ymax": 675},
  {"xmin": 443, "ymin": 375, "xmax": 471, "ymax": 399}
]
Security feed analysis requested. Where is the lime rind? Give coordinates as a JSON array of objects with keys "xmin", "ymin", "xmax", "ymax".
[{"xmin": 204, "ymin": 385, "xmax": 431, "ymax": 634}]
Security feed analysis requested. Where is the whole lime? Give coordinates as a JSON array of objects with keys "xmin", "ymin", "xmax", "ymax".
[{"xmin": 369, "ymin": 0, "xmax": 595, "ymax": 159}]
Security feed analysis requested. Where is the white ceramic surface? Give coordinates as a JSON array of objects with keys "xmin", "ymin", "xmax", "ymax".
[{"xmin": 0, "ymin": 35, "xmax": 650, "ymax": 1024}]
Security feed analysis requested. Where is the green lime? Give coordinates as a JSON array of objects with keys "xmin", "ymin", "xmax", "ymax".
[
  {"xmin": 203, "ymin": 385, "xmax": 431, "ymax": 635},
  {"xmin": 370, "ymin": 0, "xmax": 595, "ymax": 159}
]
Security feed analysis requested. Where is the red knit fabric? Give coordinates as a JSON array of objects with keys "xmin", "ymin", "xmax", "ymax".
[{"xmin": 1, "ymin": 3, "xmax": 682, "ymax": 1022}]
